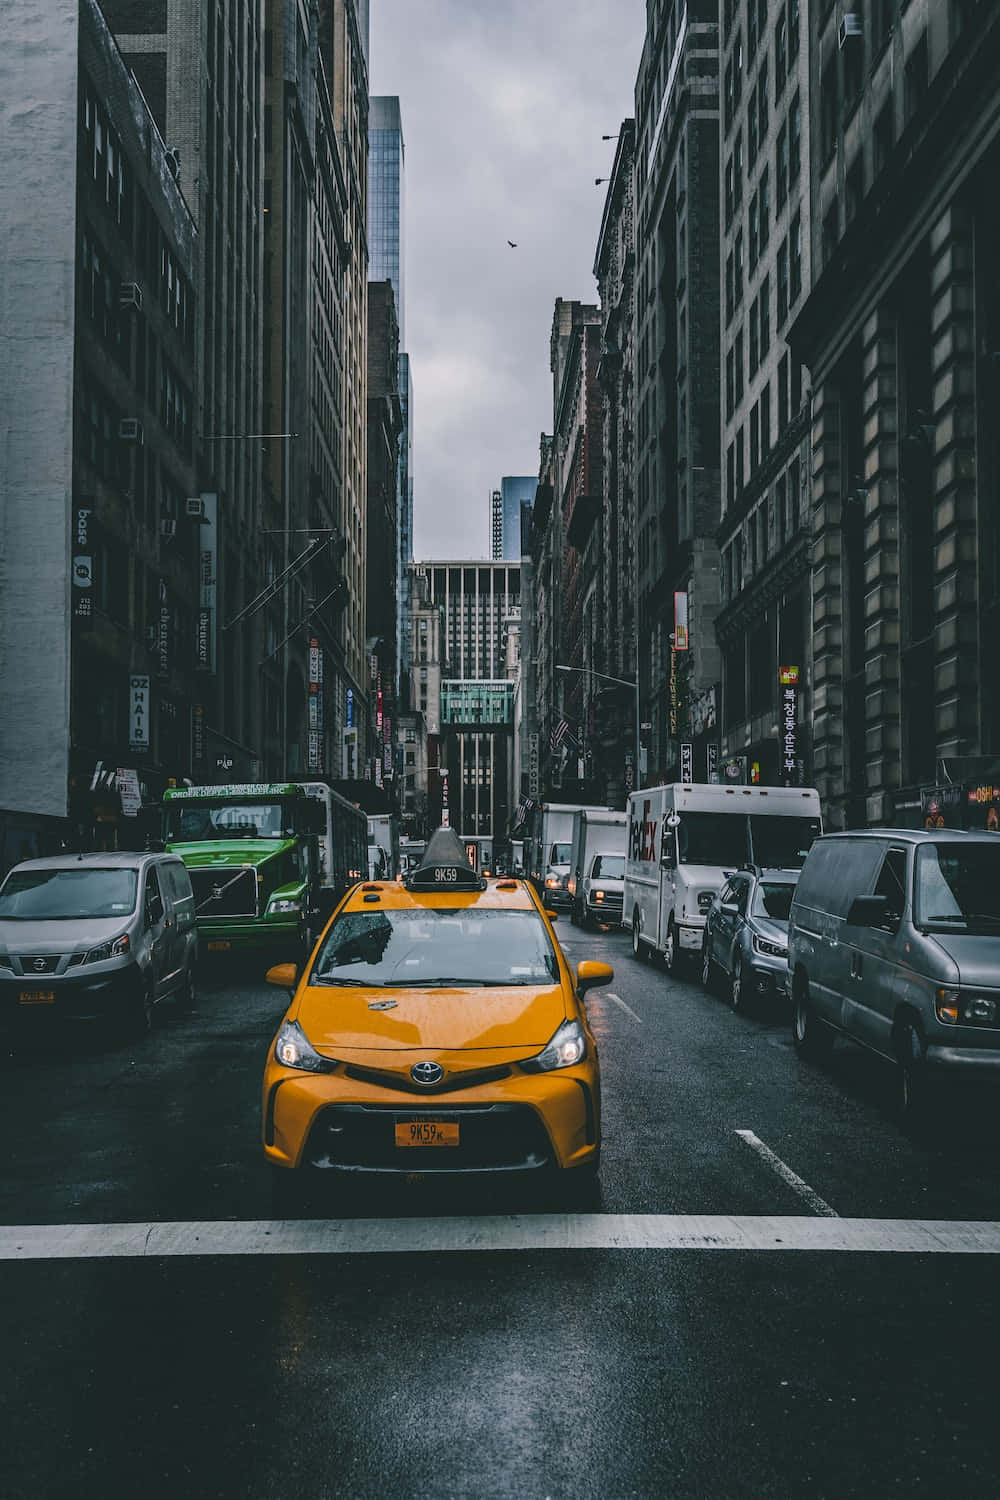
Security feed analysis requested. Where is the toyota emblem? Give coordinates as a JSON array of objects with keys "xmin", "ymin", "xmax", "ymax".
[
  {"xmin": 32, "ymin": 958, "xmax": 47, "ymax": 972},
  {"xmin": 410, "ymin": 1060, "xmax": 444, "ymax": 1086}
]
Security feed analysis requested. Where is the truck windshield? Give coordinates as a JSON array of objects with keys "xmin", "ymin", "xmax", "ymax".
[
  {"xmin": 676, "ymin": 814, "xmax": 748, "ymax": 867},
  {"xmin": 550, "ymin": 844, "xmax": 572, "ymax": 865},
  {"xmin": 0, "ymin": 868, "xmax": 138, "ymax": 920},
  {"xmin": 748, "ymin": 815, "xmax": 821, "ymax": 868},
  {"xmin": 592, "ymin": 855, "xmax": 624, "ymax": 878},
  {"xmin": 167, "ymin": 801, "xmax": 287, "ymax": 841},
  {"xmin": 913, "ymin": 843, "xmax": 1000, "ymax": 933},
  {"xmin": 311, "ymin": 908, "xmax": 560, "ymax": 987}
]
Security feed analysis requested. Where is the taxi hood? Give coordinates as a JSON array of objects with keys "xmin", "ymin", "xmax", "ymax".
[{"xmin": 295, "ymin": 982, "xmax": 568, "ymax": 1052}]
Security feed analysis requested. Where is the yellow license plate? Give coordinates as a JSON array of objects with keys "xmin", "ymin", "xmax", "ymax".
[
  {"xmin": 395, "ymin": 1121, "xmax": 460, "ymax": 1147},
  {"xmin": 19, "ymin": 990, "xmax": 55, "ymax": 1005},
  {"xmin": 207, "ymin": 941, "xmax": 231, "ymax": 951}
]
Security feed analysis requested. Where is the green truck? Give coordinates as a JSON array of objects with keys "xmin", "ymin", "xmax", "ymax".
[{"xmin": 163, "ymin": 782, "xmax": 360, "ymax": 955}]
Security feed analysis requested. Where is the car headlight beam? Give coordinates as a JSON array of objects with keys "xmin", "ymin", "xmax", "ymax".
[{"xmin": 521, "ymin": 1018, "xmax": 587, "ymax": 1073}]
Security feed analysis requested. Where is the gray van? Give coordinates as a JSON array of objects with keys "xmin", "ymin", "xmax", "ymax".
[
  {"xmin": 0, "ymin": 851, "xmax": 199, "ymax": 1034},
  {"xmin": 787, "ymin": 830, "xmax": 1000, "ymax": 1117}
]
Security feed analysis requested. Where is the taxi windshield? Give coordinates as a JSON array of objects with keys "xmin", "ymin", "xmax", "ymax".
[{"xmin": 311, "ymin": 908, "xmax": 560, "ymax": 988}]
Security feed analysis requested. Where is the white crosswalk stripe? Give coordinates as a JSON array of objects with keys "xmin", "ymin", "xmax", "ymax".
[{"xmin": 3, "ymin": 1215, "xmax": 1000, "ymax": 1260}]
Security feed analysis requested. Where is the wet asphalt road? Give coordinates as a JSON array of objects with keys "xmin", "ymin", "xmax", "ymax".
[{"xmin": 3, "ymin": 923, "xmax": 1000, "ymax": 1498}]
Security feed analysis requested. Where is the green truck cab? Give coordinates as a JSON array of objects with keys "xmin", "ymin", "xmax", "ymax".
[{"xmin": 163, "ymin": 783, "xmax": 323, "ymax": 954}]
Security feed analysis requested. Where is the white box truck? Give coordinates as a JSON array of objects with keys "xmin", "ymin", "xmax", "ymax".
[
  {"xmin": 624, "ymin": 782, "xmax": 822, "ymax": 974},
  {"xmin": 526, "ymin": 802, "xmax": 604, "ymax": 910},
  {"xmin": 567, "ymin": 808, "xmax": 628, "ymax": 929},
  {"xmin": 367, "ymin": 813, "xmax": 400, "ymax": 881}
]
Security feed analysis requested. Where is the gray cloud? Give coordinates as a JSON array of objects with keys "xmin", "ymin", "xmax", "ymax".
[{"xmin": 371, "ymin": 0, "xmax": 645, "ymax": 559}]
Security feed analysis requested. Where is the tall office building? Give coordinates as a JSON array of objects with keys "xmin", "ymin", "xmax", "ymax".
[
  {"xmin": 420, "ymin": 561, "xmax": 521, "ymax": 838},
  {"xmin": 369, "ymin": 96, "xmax": 415, "ymax": 703},
  {"xmin": 634, "ymin": 1, "xmax": 722, "ymax": 784},
  {"xmin": 104, "ymin": 0, "xmax": 266, "ymax": 779},
  {"xmin": 715, "ymin": 0, "xmax": 813, "ymax": 789},
  {"xmin": 491, "ymin": 477, "xmax": 536, "ymax": 560},
  {"xmin": 1, "ymin": 0, "xmax": 198, "ymax": 858}
]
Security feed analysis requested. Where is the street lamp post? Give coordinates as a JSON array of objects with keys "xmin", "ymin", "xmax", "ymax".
[{"xmin": 554, "ymin": 664, "xmax": 641, "ymax": 795}]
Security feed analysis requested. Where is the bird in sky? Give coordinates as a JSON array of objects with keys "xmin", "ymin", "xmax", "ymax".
[{"xmin": 507, "ymin": 239, "xmax": 518, "ymax": 248}]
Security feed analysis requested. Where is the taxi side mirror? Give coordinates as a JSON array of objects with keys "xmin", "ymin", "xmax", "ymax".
[
  {"xmin": 577, "ymin": 960, "xmax": 613, "ymax": 994},
  {"xmin": 266, "ymin": 962, "xmax": 299, "ymax": 989}
]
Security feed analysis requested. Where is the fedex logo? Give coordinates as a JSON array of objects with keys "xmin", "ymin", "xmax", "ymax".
[{"xmin": 629, "ymin": 800, "xmax": 658, "ymax": 862}]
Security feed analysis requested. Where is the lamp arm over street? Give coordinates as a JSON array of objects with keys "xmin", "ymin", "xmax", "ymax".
[{"xmin": 554, "ymin": 664, "xmax": 641, "ymax": 793}]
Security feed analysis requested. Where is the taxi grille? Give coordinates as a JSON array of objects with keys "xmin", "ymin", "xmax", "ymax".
[
  {"xmin": 343, "ymin": 1063, "xmax": 513, "ymax": 1095},
  {"xmin": 189, "ymin": 867, "xmax": 257, "ymax": 918},
  {"xmin": 304, "ymin": 1102, "xmax": 552, "ymax": 1172}
]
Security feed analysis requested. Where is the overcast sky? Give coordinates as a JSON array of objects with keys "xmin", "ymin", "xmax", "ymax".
[{"xmin": 370, "ymin": 0, "xmax": 647, "ymax": 562}]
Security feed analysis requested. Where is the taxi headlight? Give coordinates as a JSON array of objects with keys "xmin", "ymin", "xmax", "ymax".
[
  {"xmin": 267, "ymin": 897, "xmax": 302, "ymax": 914},
  {"xmin": 274, "ymin": 1019, "xmax": 335, "ymax": 1072},
  {"xmin": 85, "ymin": 934, "xmax": 131, "ymax": 964},
  {"xmin": 522, "ymin": 1018, "xmax": 587, "ymax": 1073}
]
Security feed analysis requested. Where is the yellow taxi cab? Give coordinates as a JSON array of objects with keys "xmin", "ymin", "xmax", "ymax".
[{"xmin": 262, "ymin": 826, "xmax": 612, "ymax": 1199}]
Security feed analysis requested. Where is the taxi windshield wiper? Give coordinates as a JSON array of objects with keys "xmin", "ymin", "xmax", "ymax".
[{"xmin": 311, "ymin": 975, "xmax": 377, "ymax": 986}]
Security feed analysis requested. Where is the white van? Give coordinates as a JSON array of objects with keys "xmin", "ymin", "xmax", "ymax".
[
  {"xmin": 624, "ymin": 783, "xmax": 822, "ymax": 974},
  {"xmin": 567, "ymin": 808, "xmax": 627, "ymax": 929}
]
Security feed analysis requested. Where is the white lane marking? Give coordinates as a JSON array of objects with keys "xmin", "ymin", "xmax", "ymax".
[
  {"xmin": 3, "ymin": 1215, "xmax": 1000, "ymax": 1261},
  {"xmin": 605, "ymin": 992, "xmax": 643, "ymax": 1024},
  {"xmin": 735, "ymin": 1129, "xmax": 839, "ymax": 1218}
]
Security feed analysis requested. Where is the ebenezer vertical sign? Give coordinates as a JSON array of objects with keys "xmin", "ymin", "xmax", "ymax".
[{"xmin": 779, "ymin": 666, "xmax": 799, "ymax": 786}]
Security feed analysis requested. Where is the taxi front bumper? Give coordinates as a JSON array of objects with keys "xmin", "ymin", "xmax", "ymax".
[{"xmin": 263, "ymin": 1064, "xmax": 600, "ymax": 1174}]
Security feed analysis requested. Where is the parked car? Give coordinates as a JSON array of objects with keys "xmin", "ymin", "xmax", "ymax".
[
  {"xmin": 700, "ymin": 866, "xmax": 798, "ymax": 1011},
  {"xmin": 787, "ymin": 829, "xmax": 1000, "ymax": 1122},
  {"xmin": 0, "ymin": 850, "xmax": 198, "ymax": 1035}
]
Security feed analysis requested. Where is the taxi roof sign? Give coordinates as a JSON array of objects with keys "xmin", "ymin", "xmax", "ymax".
[{"xmin": 405, "ymin": 826, "xmax": 487, "ymax": 892}]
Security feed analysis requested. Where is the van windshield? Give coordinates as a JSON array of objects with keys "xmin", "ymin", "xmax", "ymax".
[
  {"xmin": 913, "ymin": 843, "xmax": 1000, "ymax": 934},
  {"xmin": 592, "ymin": 855, "xmax": 624, "ymax": 879},
  {"xmin": 0, "ymin": 868, "xmax": 138, "ymax": 920}
]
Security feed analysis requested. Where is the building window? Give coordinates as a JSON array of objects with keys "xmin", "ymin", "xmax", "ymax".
[
  {"xmin": 874, "ymin": 98, "xmax": 895, "ymax": 175},
  {"xmin": 735, "ymin": 230, "xmax": 744, "ymax": 306},
  {"xmin": 760, "ymin": 276, "xmax": 770, "ymax": 361},
  {"xmin": 726, "ymin": 343, "xmax": 736, "ymax": 418},
  {"xmin": 734, "ymin": 131, "xmax": 744, "ymax": 209},
  {"xmin": 822, "ymin": 201, "xmax": 838, "ymax": 270},
  {"xmin": 777, "ymin": 238, "xmax": 789, "ymax": 325},
  {"xmin": 790, "ymin": 213, "xmax": 803, "ymax": 302},
  {"xmin": 845, "ymin": 155, "xmax": 864, "ymax": 226},
  {"xmin": 820, "ymin": 57, "xmax": 838, "ymax": 163},
  {"xmin": 776, "ymin": 123, "xmax": 789, "ymax": 210},
  {"xmin": 905, "ymin": 34, "xmax": 929, "ymax": 124},
  {"xmin": 747, "ymin": 96, "xmax": 758, "ymax": 169},
  {"xmin": 749, "ymin": 193, "xmax": 759, "ymax": 273},
  {"xmin": 757, "ymin": 57, "xmax": 769, "ymax": 143},
  {"xmin": 759, "ymin": 166, "xmax": 770, "ymax": 251},
  {"xmin": 775, "ymin": 10, "xmax": 788, "ymax": 97},
  {"xmin": 760, "ymin": 380, "xmax": 771, "ymax": 457},
  {"xmin": 778, "ymin": 352, "xmax": 789, "ymax": 431},
  {"xmin": 735, "ymin": 328, "xmax": 745, "ymax": 404},
  {"xmin": 789, "ymin": 93, "xmax": 801, "ymax": 184},
  {"xmin": 750, "ymin": 401, "xmax": 760, "ymax": 472}
]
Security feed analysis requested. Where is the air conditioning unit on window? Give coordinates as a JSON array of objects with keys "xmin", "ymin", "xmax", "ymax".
[
  {"xmin": 839, "ymin": 13, "xmax": 862, "ymax": 46},
  {"xmin": 118, "ymin": 417, "xmax": 144, "ymax": 444},
  {"xmin": 119, "ymin": 281, "xmax": 143, "ymax": 310},
  {"xmin": 159, "ymin": 518, "xmax": 177, "ymax": 540},
  {"xmin": 184, "ymin": 497, "xmax": 205, "ymax": 519}
]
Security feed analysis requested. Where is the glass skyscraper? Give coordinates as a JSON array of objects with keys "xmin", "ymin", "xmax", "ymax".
[{"xmin": 368, "ymin": 96, "xmax": 414, "ymax": 700}]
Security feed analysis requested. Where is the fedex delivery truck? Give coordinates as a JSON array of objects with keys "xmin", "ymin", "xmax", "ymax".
[{"xmin": 624, "ymin": 783, "xmax": 822, "ymax": 974}]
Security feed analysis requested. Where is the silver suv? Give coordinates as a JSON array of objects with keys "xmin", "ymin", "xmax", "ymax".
[
  {"xmin": 700, "ymin": 866, "xmax": 798, "ymax": 1011},
  {"xmin": 0, "ymin": 851, "xmax": 198, "ymax": 1035}
]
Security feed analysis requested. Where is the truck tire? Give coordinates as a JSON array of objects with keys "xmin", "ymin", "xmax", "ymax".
[{"xmin": 631, "ymin": 910, "xmax": 645, "ymax": 962}]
